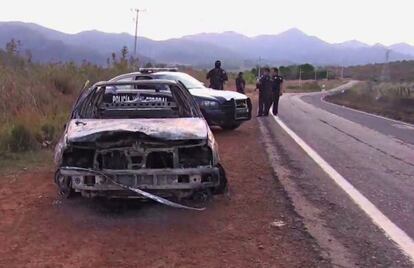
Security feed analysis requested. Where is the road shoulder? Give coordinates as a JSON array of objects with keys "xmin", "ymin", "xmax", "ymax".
[{"xmin": 259, "ymin": 116, "xmax": 413, "ymax": 267}]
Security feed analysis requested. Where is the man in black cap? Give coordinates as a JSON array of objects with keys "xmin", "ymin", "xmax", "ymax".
[
  {"xmin": 206, "ymin": 60, "xmax": 228, "ymax": 90},
  {"xmin": 256, "ymin": 67, "xmax": 273, "ymax": 116},
  {"xmin": 271, "ymin": 67, "xmax": 284, "ymax": 116},
  {"xmin": 235, "ymin": 72, "xmax": 246, "ymax": 94}
]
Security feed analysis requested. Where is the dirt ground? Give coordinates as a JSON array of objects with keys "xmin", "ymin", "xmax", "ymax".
[{"xmin": 0, "ymin": 97, "xmax": 327, "ymax": 268}]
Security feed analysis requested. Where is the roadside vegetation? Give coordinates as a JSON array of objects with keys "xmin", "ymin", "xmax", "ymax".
[
  {"xmin": 0, "ymin": 40, "xmax": 141, "ymax": 164},
  {"xmin": 340, "ymin": 60, "xmax": 414, "ymax": 82},
  {"xmin": 283, "ymin": 79, "xmax": 347, "ymax": 93},
  {"xmin": 326, "ymin": 81, "xmax": 414, "ymax": 124},
  {"xmin": 325, "ymin": 60, "xmax": 414, "ymax": 123},
  {"xmin": 223, "ymin": 64, "xmax": 343, "ymax": 93}
]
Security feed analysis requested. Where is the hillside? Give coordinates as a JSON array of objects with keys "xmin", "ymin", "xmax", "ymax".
[{"xmin": 1, "ymin": 21, "xmax": 414, "ymax": 67}]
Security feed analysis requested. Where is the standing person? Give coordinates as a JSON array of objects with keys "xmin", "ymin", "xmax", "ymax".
[
  {"xmin": 271, "ymin": 67, "xmax": 284, "ymax": 116},
  {"xmin": 235, "ymin": 72, "xmax": 246, "ymax": 94},
  {"xmin": 206, "ymin": 60, "xmax": 228, "ymax": 90},
  {"xmin": 256, "ymin": 67, "xmax": 273, "ymax": 116}
]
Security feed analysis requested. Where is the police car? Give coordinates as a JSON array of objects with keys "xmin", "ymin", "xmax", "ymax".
[{"xmin": 109, "ymin": 68, "xmax": 252, "ymax": 130}]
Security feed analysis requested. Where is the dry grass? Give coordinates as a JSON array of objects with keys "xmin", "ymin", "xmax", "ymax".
[
  {"xmin": 326, "ymin": 82, "xmax": 414, "ymax": 123},
  {"xmin": 0, "ymin": 150, "xmax": 53, "ymax": 175},
  {"xmin": 0, "ymin": 51, "xmax": 135, "ymax": 156},
  {"xmin": 285, "ymin": 79, "xmax": 348, "ymax": 93}
]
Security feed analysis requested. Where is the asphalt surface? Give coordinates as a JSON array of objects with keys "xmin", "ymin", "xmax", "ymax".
[
  {"xmin": 261, "ymin": 81, "xmax": 414, "ymax": 267},
  {"xmin": 302, "ymin": 87, "xmax": 414, "ymax": 146}
]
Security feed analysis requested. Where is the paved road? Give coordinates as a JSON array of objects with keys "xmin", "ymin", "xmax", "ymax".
[
  {"xmin": 262, "ymin": 81, "xmax": 414, "ymax": 267},
  {"xmin": 302, "ymin": 83, "xmax": 414, "ymax": 145}
]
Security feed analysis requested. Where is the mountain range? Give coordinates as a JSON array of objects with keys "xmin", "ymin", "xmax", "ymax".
[{"xmin": 1, "ymin": 21, "xmax": 414, "ymax": 68}]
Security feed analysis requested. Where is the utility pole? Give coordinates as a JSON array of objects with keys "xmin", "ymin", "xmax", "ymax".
[
  {"xmin": 299, "ymin": 67, "xmax": 303, "ymax": 88},
  {"xmin": 380, "ymin": 49, "xmax": 391, "ymax": 82},
  {"xmin": 257, "ymin": 57, "xmax": 262, "ymax": 78},
  {"xmin": 132, "ymin": 8, "xmax": 146, "ymax": 57}
]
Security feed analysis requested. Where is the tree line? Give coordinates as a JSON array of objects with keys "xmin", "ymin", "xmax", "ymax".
[{"xmin": 250, "ymin": 64, "xmax": 336, "ymax": 80}]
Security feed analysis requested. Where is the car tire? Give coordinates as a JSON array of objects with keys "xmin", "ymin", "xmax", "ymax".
[
  {"xmin": 55, "ymin": 170, "xmax": 75, "ymax": 199},
  {"xmin": 212, "ymin": 163, "xmax": 228, "ymax": 195},
  {"xmin": 220, "ymin": 122, "xmax": 241, "ymax": 130}
]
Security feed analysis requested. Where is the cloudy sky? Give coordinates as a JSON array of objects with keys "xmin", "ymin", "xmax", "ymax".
[{"xmin": 1, "ymin": 0, "xmax": 413, "ymax": 45}]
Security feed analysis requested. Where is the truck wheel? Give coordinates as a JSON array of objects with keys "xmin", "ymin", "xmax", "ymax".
[
  {"xmin": 220, "ymin": 122, "xmax": 241, "ymax": 130},
  {"xmin": 212, "ymin": 164, "xmax": 228, "ymax": 194},
  {"xmin": 55, "ymin": 170, "xmax": 75, "ymax": 199}
]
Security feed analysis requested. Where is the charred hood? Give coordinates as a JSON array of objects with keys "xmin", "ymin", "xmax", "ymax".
[{"xmin": 66, "ymin": 118, "xmax": 209, "ymax": 143}]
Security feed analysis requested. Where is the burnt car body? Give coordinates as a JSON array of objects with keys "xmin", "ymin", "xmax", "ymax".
[
  {"xmin": 54, "ymin": 79, "xmax": 227, "ymax": 202},
  {"xmin": 109, "ymin": 69, "xmax": 252, "ymax": 130}
]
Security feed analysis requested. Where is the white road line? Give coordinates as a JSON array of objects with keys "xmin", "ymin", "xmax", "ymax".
[{"xmin": 272, "ymin": 115, "xmax": 414, "ymax": 263}]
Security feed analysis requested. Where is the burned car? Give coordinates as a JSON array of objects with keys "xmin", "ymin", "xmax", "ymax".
[
  {"xmin": 110, "ymin": 69, "xmax": 252, "ymax": 130},
  {"xmin": 54, "ymin": 79, "xmax": 227, "ymax": 207}
]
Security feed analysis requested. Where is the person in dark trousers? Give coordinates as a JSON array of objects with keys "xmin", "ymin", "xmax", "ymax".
[
  {"xmin": 256, "ymin": 67, "xmax": 273, "ymax": 116},
  {"xmin": 235, "ymin": 72, "xmax": 246, "ymax": 94},
  {"xmin": 271, "ymin": 67, "xmax": 284, "ymax": 116},
  {"xmin": 206, "ymin": 60, "xmax": 228, "ymax": 90}
]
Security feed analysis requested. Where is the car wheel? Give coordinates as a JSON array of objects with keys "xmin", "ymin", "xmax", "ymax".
[
  {"xmin": 55, "ymin": 170, "xmax": 75, "ymax": 199},
  {"xmin": 220, "ymin": 122, "xmax": 241, "ymax": 130},
  {"xmin": 212, "ymin": 163, "xmax": 228, "ymax": 194}
]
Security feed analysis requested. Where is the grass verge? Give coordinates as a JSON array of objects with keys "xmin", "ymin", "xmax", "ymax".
[
  {"xmin": 285, "ymin": 79, "xmax": 347, "ymax": 93},
  {"xmin": 326, "ymin": 82, "xmax": 414, "ymax": 124},
  {"xmin": 0, "ymin": 149, "xmax": 53, "ymax": 175}
]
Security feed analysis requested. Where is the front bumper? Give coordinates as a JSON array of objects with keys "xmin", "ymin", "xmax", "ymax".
[
  {"xmin": 202, "ymin": 98, "xmax": 252, "ymax": 126},
  {"xmin": 60, "ymin": 166, "xmax": 220, "ymax": 193}
]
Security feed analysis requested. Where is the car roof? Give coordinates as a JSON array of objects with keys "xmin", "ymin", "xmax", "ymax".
[
  {"xmin": 93, "ymin": 79, "xmax": 180, "ymax": 87},
  {"xmin": 109, "ymin": 71, "xmax": 184, "ymax": 82}
]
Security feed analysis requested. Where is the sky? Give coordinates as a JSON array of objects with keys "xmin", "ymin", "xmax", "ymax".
[{"xmin": 1, "ymin": 0, "xmax": 413, "ymax": 45}]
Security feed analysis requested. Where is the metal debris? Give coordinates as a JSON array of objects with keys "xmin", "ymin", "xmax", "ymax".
[
  {"xmin": 270, "ymin": 220, "xmax": 286, "ymax": 228},
  {"xmin": 61, "ymin": 167, "xmax": 205, "ymax": 211}
]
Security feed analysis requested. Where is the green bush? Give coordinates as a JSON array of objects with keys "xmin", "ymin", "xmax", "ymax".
[
  {"xmin": 8, "ymin": 124, "xmax": 38, "ymax": 152},
  {"xmin": 51, "ymin": 72, "xmax": 76, "ymax": 95},
  {"xmin": 302, "ymin": 81, "xmax": 321, "ymax": 91},
  {"xmin": 243, "ymin": 71, "xmax": 257, "ymax": 85},
  {"xmin": 41, "ymin": 123, "xmax": 56, "ymax": 141}
]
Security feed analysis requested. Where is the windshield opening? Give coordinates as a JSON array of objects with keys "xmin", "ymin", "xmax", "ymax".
[
  {"xmin": 75, "ymin": 83, "xmax": 199, "ymax": 119},
  {"xmin": 159, "ymin": 73, "xmax": 205, "ymax": 89}
]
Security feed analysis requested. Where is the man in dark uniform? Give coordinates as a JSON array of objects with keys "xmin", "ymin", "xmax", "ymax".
[
  {"xmin": 271, "ymin": 67, "xmax": 284, "ymax": 116},
  {"xmin": 256, "ymin": 67, "xmax": 273, "ymax": 116},
  {"xmin": 206, "ymin": 60, "xmax": 228, "ymax": 90},
  {"xmin": 235, "ymin": 72, "xmax": 246, "ymax": 94}
]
